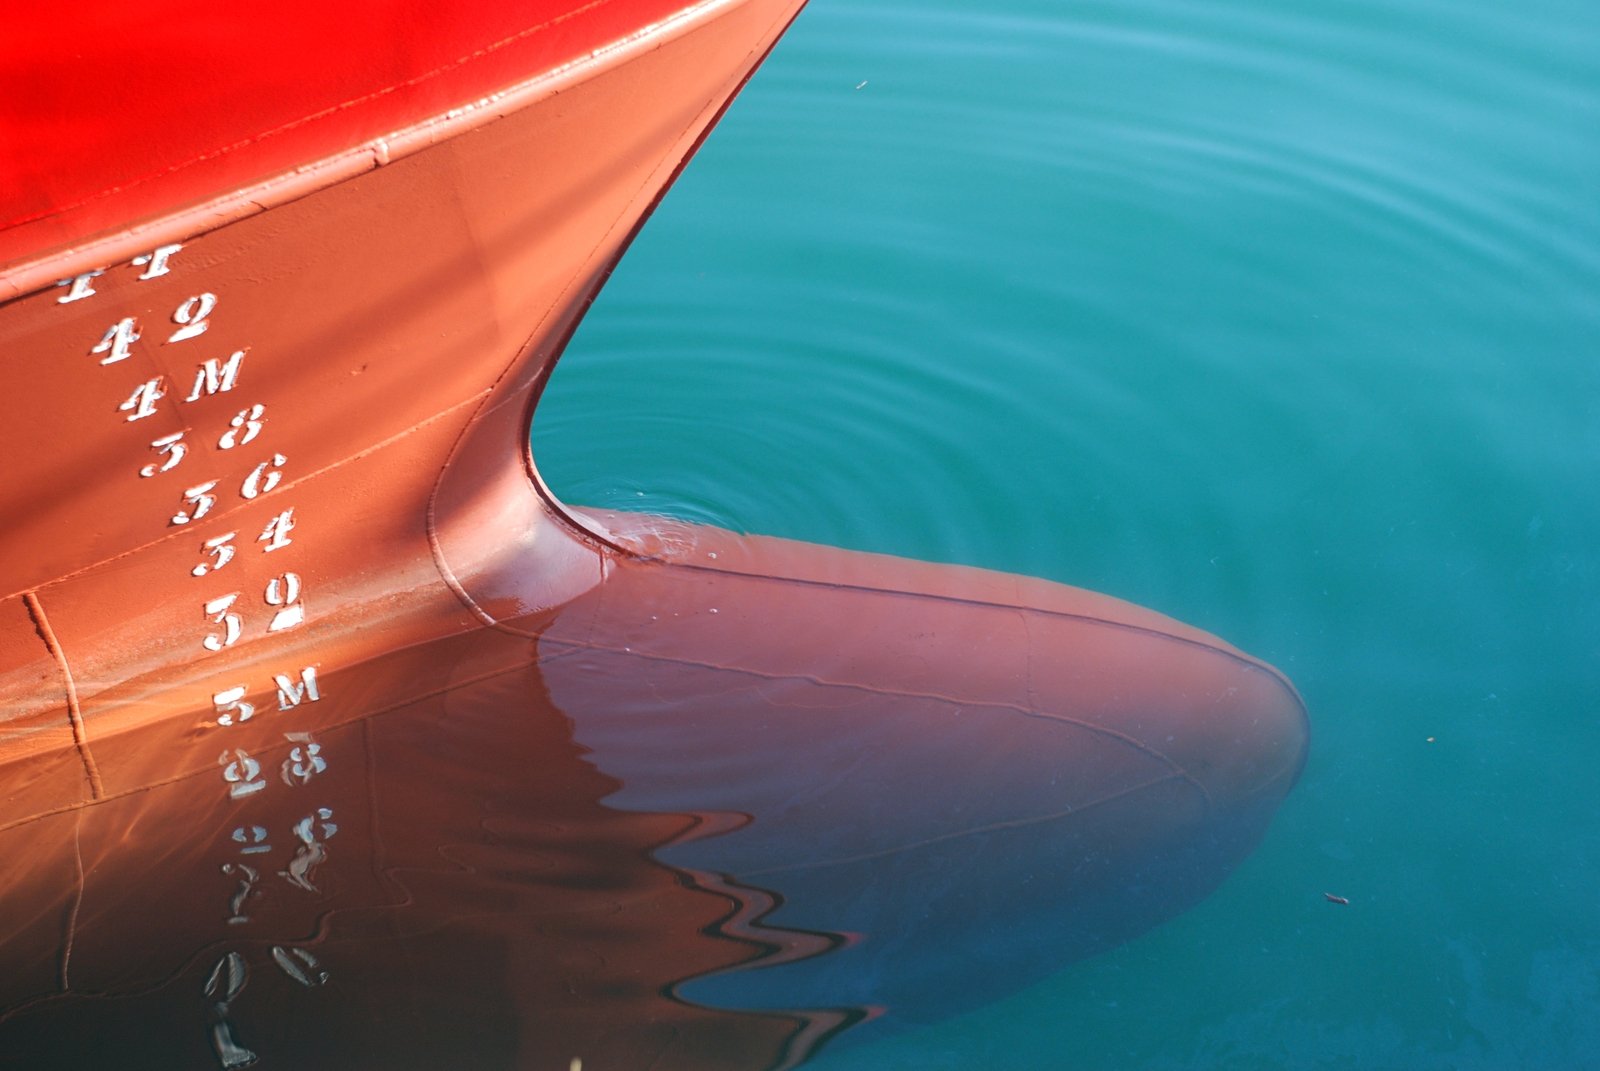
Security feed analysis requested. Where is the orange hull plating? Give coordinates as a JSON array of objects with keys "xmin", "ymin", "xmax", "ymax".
[
  {"xmin": 0, "ymin": 0, "xmax": 1308, "ymax": 1063},
  {"xmin": 0, "ymin": 0, "xmax": 810, "ymax": 815}
]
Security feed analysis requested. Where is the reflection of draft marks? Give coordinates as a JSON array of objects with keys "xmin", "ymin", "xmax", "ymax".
[
  {"xmin": 280, "ymin": 732, "xmax": 327, "ymax": 786},
  {"xmin": 201, "ymin": 947, "xmax": 330, "ymax": 1068},
  {"xmin": 280, "ymin": 807, "xmax": 337, "ymax": 892},
  {"xmin": 204, "ymin": 950, "xmax": 256, "ymax": 1069},
  {"xmin": 221, "ymin": 862, "xmax": 261, "ymax": 925},
  {"xmin": 219, "ymin": 749, "xmax": 264, "ymax": 799},
  {"xmin": 272, "ymin": 946, "xmax": 329, "ymax": 987}
]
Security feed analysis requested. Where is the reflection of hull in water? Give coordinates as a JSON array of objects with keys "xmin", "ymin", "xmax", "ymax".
[
  {"xmin": 0, "ymin": 527, "xmax": 1305, "ymax": 1067},
  {"xmin": 0, "ymin": 625, "xmax": 852, "ymax": 1070},
  {"xmin": 0, "ymin": 0, "xmax": 1308, "ymax": 1065}
]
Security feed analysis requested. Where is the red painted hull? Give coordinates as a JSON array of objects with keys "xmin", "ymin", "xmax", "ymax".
[
  {"xmin": 0, "ymin": 0, "xmax": 811, "ymax": 807},
  {"xmin": 0, "ymin": 0, "xmax": 1308, "ymax": 1063}
]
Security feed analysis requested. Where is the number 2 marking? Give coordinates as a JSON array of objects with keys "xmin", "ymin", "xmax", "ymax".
[{"xmin": 168, "ymin": 293, "xmax": 217, "ymax": 343}]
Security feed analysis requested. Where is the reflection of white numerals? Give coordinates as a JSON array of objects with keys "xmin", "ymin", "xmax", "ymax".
[
  {"xmin": 92, "ymin": 317, "xmax": 140, "ymax": 365},
  {"xmin": 222, "ymin": 861, "xmax": 260, "ymax": 925},
  {"xmin": 281, "ymin": 807, "xmax": 336, "ymax": 892},
  {"xmin": 168, "ymin": 292, "xmax": 217, "ymax": 343},
  {"xmin": 171, "ymin": 480, "xmax": 218, "ymax": 525},
  {"xmin": 230, "ymin": 825, "xmax": 271, "ymax": 854},
  {"xmin": 212, "ymin": 685, "xmax": 255, "ymax": 727},
  {"xmin": 281, "ymin": 732, "xmax": 327, "ymax": 786},
  {"xmin": 203, "ymin": 950, "xmax": 256, "ymax": 1069},
  {"xmin": 241, "ymin": 454, "xmax": 286, "ymax": 499},
  {"xmin": 265, "ymin": 572, "xmax": 304, "ymax": 632},
  {"xmin": 203, "ymin": 594, "xmax": 243, "ymax": 652},
  {"xmin": 271, "ymin": 946, "xmax": 329, "ymax": 987},
  {"xmin": 219, "ymin": 748, "xmax": 265, "ymax": 798},
  {"xmin": 218, "ymin": 403, "xmax": 265, "ymax": 449},
  {"xmin": 138, "ymin": 431, "xmax": 187, "ymax": 477},
  {"xmin": 192, "ymin": 532, "xmax": 237, "ymax": 577}
]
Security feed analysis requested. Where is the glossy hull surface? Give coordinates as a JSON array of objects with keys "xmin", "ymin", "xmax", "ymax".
[{"xmin": 0, "ymin": 0, "xmax": 1309, "ymax": 1065}]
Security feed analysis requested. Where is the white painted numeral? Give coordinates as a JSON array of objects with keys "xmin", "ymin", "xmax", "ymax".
[
  {"xmin": 191, "ymin": 532, "xmax": 237, "ymax": 577},
  {"xmin": 132, "ymin": 243, "xmax": 181, "ymax": 279},
  {"xmin": 168, "ymin": 292, "xmax": 217, "ymax": 343},
  {"xmin": 185, "ymin": 349, "xmax": 245, "ymax": 401},
  {"xmin": 219, "ymin": 748, "xmax": 265, "ymax": 798},
  {"xmin": 275, "ymin": 666, "xmax": 320, "ymax": 709},
  {"xmin": 170, "ymin": 480, "xmax": 218, "ymax": 525},
  {"xmin": 258, "ymin": 508, "xmax": 295, "ymax": 552},
  {"xmin": 218, "ymin": 403, "xmax": 265, "ymax": 449},
  {"xmin": 241, "ymin": 454, "xmax": 286, "ymax": 499},
  {"xmin": 92, "ymin": 317, "xmax": 140, "ymax": 365},
  {"xmin": 138, "ymin": 431, "xmax": 187, "ymax": 477},
  {"xmin": 203, "ymin": 593, "xmax": 243, "ymax": 651},
  {"xmin": 213, "ymin": 685, "xmax": 256, "ymax": 727},
  {"xmin": 118, "ymin": 377, "xmax": 165, "ymax": 421},
  {"xmin": 55, "ymin": 271, "xmax": 103, "ymax": 303},
  {"xmin": 264, "ymin": 572, "xmax": 304, "ymax": 633}
]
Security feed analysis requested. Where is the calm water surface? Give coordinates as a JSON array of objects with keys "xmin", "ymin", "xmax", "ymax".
[{"xmin": 536, "ymin": 0, "xmax": 1600, "ymax": 1065}]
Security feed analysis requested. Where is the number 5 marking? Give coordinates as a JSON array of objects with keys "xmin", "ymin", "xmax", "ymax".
[{"xmin": 203, "ymin": 593, "xmax": 242, "ymax": 652}]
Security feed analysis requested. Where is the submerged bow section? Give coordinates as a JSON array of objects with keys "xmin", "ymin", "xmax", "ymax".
[
  {"xmin": 0, "ymin": 0, "xmax": 1307, "ymax": 1064},
  {"xmin": 0, "ymin": 518, "xmax": 1305, "ymax": 1067}
]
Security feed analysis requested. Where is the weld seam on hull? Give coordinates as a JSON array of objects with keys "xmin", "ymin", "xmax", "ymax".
[
  {"xmin": 21, "ymin": 592, "xmax": 103, "ymax": 800},
  {"xmin": 535, "ymin": 634, "xmax": 1214, "ymax": 802},
  {"xmin": 0, "ymin": 655, "xmax": 556, "ymax": 836},
  {"xmin": 738, "ymin": 772, "xmax": 1189, "ymax": 879},
  {"xmin": 661, "ymin": 558, "xmax": 1308, "ymax": 710},
  {"xmin": 3, "ymin": 391, "xmax": 487, "ymax": 606}
]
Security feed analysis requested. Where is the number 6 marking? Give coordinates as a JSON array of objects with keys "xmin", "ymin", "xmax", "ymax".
[{"xmin": 242, "ymin": 454, "xmax": 287, "ymax": 499}]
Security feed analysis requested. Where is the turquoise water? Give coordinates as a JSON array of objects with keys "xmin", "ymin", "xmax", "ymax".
[{"xmin": 534, "ymin": 0, "xmax": 1600, "ymax": 1066}]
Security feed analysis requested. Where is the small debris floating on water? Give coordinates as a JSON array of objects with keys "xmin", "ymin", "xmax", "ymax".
[{"xmin": 1324, "ymin": 892, "xmax": 1350, "ymax": 905}]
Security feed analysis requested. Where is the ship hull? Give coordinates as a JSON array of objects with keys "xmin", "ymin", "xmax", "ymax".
[
  {"xmin": 0, "ymin": 0, "xmax": 1309, "ymax": 1062},
  {"xmin": 0, "ymin": 0, "xmax": 808, "ymax": 820}
]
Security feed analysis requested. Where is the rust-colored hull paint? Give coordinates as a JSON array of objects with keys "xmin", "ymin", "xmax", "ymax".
[
  {"xmin": 0, "ymin": 0, "xmax": 1308, "ymax": 1061},
  {"xmin": 0, "ymin": 0, "xmax": 809, "ymax": 801}
]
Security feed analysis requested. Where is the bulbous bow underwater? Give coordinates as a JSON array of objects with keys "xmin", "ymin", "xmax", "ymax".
[
  {"xmin": 543, "ymin": 509, "xmax": 1311, "ymax": 1037},
  {"xmin": 0, "ymin": 500, "xmax": 1308, "ymax": 1068},
  {"xmin": 0, "ymin": 0, "xmax": 1307, "ymax": 1065}
]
